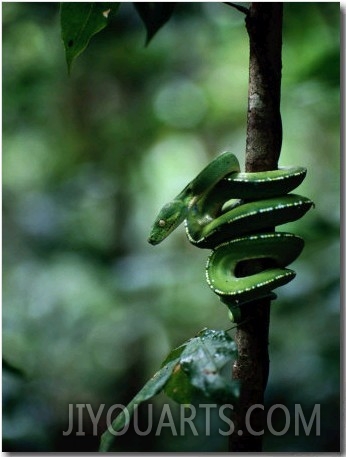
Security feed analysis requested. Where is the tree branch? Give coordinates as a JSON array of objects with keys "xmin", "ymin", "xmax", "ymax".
[
  {"xmin": 245, "ymin": 3, "xmax": 283, "ymax": 172},
  {"xmin": 230, "ymin": 3, "xmax": 283, "ymax": 452}
]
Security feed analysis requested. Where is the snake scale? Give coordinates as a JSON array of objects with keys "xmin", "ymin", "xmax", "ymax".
[{"xmin": 148, "ymin": 152, "xmax": 313, "ymax": 320}]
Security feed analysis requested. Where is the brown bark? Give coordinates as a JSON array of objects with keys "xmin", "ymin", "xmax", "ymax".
[
  {"xmin": 245, "ymin": 3, "xmax": 283, "ymax": 172},
  {"xmin": 230, "ymin": 3, "xmax": 283, "ymax": 452}
]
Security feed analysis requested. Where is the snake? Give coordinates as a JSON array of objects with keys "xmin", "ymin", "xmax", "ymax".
[{"xmin": 148, "ymin": 151, "xmax": 313, "ymax": 319}]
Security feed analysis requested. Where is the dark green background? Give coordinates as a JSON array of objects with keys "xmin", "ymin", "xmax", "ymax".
[{"xmin": 2, "ymin": 2, "xmax": 340, "ymax": 452}]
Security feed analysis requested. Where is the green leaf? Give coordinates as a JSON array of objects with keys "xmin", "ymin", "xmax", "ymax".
[
  {"xmin": 99, "ymin": 359, "xmax": 177, "ymax": 452},
  {"xmin": 160, "ymin": 339, "xmax": 199, "ymax": 404},
  {"xmin": 160, "ymin": 340, "xmax": 188, "ymax": 366},
  {"xmin": 133, "ymin": 2, "xmax": 176, "ymax": 45},
  {"xmin": 60, "ymin": 2, "xmax": 119, "ymax": 73},
  {"xmin": 165, "ymin": 329, "xmax": 239, "ymax": 404},
  {"xmin": 182, "ymin": 329, "xmax": 239, "ymax": 403},
  {"xmin": 99, "ymin": 329, "xmax": 239, "ymax": 451},
  {"xmin": 163, "ymin": 362, "xmax": 201, "ymax": 404}
]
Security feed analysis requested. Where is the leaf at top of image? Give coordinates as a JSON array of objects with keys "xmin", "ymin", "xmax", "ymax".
[
  {"xmin": 134, "ymin": 2, "xmax": 176, "ymax": 45},
  {"xmin": 60, "ymin": 2, "xmax": 119, "ymax": 73}
]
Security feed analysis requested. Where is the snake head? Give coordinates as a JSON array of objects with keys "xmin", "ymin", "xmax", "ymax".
[{"xmin": 148, "ymin": 200, "xmax": 187, "ymax": 245}]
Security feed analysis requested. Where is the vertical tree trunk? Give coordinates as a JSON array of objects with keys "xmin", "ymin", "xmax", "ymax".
[{"xmin": 230, "ymin": 3, "xmax": 283, "ymax": 452}]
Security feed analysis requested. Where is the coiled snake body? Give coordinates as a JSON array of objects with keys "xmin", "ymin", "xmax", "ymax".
[{"xmin": 148, "ymin": 152, "xmax": 313, "ymax": 316}]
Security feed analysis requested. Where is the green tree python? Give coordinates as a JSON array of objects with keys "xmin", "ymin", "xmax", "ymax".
[{"xmin": 148, "ymin": 152, "xmax": 313, "ymax": 320}]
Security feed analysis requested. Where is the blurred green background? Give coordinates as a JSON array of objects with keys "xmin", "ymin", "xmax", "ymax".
[{"xmin": 2, "ymin": 2, "xmax": 340, "ymax": 452}]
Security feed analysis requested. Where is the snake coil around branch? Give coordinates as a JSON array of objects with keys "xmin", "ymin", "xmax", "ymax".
[{"xmin": 148, "ymin": 152, "xmax": 313, "ymax": 321}]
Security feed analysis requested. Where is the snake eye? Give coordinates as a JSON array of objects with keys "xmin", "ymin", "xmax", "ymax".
[{"xmin": 158, "ymin": 219, "xmax": 166, "ymax": 227}]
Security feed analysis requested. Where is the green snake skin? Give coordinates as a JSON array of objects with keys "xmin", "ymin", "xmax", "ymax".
[{"xmin": 148, "ymin": 151, "xmax": 313, "ymax": 318}]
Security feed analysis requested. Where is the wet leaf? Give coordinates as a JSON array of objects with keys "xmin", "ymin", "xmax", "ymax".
[
  {"xmin": 99, "ymin": 329, "xmax": 239, "ymax": 451},
  {"xmin": 165, "ymin": 329, "xmax": 239, "ymax": 404},
  {"xmin": 99, "ymin": 359, "xmax": 177, "ymax": 452}
]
